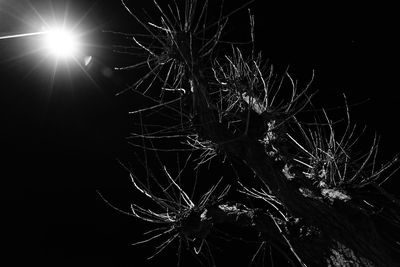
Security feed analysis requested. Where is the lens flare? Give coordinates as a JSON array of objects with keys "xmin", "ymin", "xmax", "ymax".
[{"xmin": 0, "ymin": 0, "xmax": 100, "ymax": 89}]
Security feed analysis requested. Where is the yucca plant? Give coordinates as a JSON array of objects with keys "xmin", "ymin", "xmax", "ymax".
[{"xmin": 101, "ymin": 0, "xmax": 400, "ymax": 266}]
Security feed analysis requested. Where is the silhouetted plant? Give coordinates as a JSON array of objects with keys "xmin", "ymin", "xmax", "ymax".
[{"xmin": 101, "ymin": 0, "xmax": 400, "ymax": 266}]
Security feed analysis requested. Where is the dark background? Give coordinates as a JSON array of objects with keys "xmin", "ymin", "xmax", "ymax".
[{"xmin": 1, "ymin": 0, "xmax": 399, "ymax": 266}]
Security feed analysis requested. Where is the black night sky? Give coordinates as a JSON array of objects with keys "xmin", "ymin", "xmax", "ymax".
[{"xmin": 1, "ymin": 0, "xmax": 399, "ymax": 266}]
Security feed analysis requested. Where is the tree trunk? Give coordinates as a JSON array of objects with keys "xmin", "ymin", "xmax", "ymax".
[
  {"xmin": 118, "ymin": 1, "xmax": 400, "ymax": 265},
  {"xmin": 187, "ymin": 70, "xmax": 400, "ymax": 266}
]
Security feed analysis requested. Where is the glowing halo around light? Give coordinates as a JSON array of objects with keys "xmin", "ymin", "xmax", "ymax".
[
  {"xmin": 42, "ymin": 27, "xmax": 80, "ymax": 59},
  {"xmin": 0, "ymin": 0, "xmax": 99, "ymax": 87}
]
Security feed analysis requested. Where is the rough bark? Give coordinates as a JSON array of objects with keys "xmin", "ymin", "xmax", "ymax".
[
  {"xmin": 187, "ymin": 70, "xmax": 400, "ymax": 266},
  {"xmin": 118, "ymin": 1, "xmax": 400, "ymax": 265}
]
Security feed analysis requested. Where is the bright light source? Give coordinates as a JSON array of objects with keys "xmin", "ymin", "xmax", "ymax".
[
  {"xmin": 43, "ymin": 28, "xmax": 80, "ymax": 59},
  {"xmin": 0, "ymin": 1, "xmax": 97, "ymax": 86}
]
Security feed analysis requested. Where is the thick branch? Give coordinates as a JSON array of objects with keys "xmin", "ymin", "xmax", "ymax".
[{"xmin": 189, "ymin": 72, "xmax": 398, "ymax": 266}]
